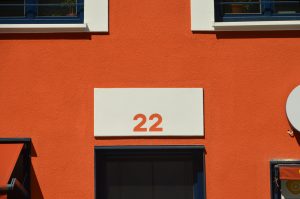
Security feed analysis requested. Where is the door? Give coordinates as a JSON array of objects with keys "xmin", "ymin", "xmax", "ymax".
[{"xmin": 95, "ymin": 146, "xmax": 205, "ymax": 199}]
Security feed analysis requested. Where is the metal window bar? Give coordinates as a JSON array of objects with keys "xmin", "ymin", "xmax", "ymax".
[{"xmin": 0, "ymin": 178, "xmax": 29, "ymax": 198}]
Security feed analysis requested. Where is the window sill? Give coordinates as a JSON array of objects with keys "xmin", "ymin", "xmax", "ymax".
[
  {"xmin": 0, "ymin": 24, "xmax": 90, "ymax": 33},
  {"xmin": 214, "ymin": 21, "xmax": 300, "ymax": 31}
]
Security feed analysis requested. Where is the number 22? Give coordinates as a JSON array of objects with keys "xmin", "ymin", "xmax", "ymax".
[{"xmin": 133, "ymin": 113, "xmax": 163, "ymax": 132}]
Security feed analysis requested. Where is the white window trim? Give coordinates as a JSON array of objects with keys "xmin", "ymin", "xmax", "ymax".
[
  {"xmin": 191, "ymin": 0, "xmax": 300, "ymax": 31},
  {"xmin": 191, "ymin": 0, "xmax": 215, "ymax": 31},
  {"xmin": 85, "ymin": 0, "xmax": 108, "ymax": 32},
  {"xmin": 0, "ymin": 0, "xmax": 108, "ymax": 33},
  {"xmin": 0, "ymin": 24, "xmax": 87, "ymax": 33}
]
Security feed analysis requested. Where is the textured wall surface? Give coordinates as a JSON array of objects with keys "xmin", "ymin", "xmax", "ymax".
[{"xmin": 0, "ymin": 0, "xmax": 300, "ymax": 198}]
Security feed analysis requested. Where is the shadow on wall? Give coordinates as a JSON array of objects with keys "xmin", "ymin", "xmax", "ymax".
[
  {"xmin": 94, "ymin": 135, "xmax": 206, "ymax": 141},
  {"xmin": 192, "ymin": 30, "xmax": 300, "ymax": 39},
  {"xmin": 0, "ymin": 33, "xmax": 109, "ymax": 40},
  {"xmin": 292, "ymin": 130, "xmax": 300, "ymax": 146},
  {"xmin": 31, "ymin": 144, "xmax": 44, "ymax": 199},
  {"xmin": 215, "ymin": 31, "xmax": 300, "ymax": 39},
  {"xmin": 31, "ymin": 167, "xmax": 43, "ymax": 199}
]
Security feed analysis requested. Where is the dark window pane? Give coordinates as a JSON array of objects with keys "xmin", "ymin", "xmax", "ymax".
[
  {"xmin": 222, "ymin": 0, "xmax": 261, "ymax": 14},
  {"xmin": 274, "ymin": 0, "xmax": 300, "ymax": 14},
  {"xmin": 38, "ymin": 0, "xmax": 77, "ymax": 17},
  {"xmin": 101, "ymin": 159, "xmax": 193, "ymax": 199},
  {"xmin": 104, "ymin": 160, "xmax": 153, "ymax": 199},
  {"xmin": 153, "ymin": 160, "xmax": 193, "ymax": 199},
  {"xmin": 0, "ymin": 0, "xmax": 24, "ymax": 17}
]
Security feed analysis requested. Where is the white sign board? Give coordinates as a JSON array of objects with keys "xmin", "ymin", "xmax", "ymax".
[
  {"xmin": 286, "ymin": 85, "xmax": 300, "ymax": 132},
  {"xmin": 94, "ymin": 88, "xmax": 204, "ymax": 137}
]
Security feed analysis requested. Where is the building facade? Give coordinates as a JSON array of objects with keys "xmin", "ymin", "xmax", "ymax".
[{"xmin": 1, "ymin": 0, "xmax": 300, "ymax": 198}]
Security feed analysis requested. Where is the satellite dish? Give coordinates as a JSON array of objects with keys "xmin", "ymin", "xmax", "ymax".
[{"xmin": 286, "ymin": 85, "xmax": 300, "ymax": 132}]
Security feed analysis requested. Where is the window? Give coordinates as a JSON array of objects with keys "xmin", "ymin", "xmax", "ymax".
[
  {"xmin": 270, "ymin": 160, "xmax": 300, "ymax": 199},
  {"xmin": 216, "ymin": 0, "xmax": 300, "ymax": 22},
  {"xmin": 191, "ymin": 0, "xmax": 300, "ymax": 31},
  {"xmin": 95, "ymin": 146, "xmax": 206, "ymax": 199},
  {"xmin": 0, "ymin": 0, "xmax": 108, "ymax": 32},
  {"xmin": 0, "ymin": 0, "xmax": 83, "ymax": 24}
]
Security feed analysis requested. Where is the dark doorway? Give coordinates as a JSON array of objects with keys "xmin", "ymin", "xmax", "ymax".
[{"xmin": 95, "ymin": 146, "xmax": 205, "ymax": 199}]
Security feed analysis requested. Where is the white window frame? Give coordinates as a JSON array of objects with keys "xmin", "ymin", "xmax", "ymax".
[
  {"xmin": 0, "ymin": 0, "xmax": 108, "ymax": 33},
  {"xmin": 191, "ymin": 0, "xmax": 300, "ymax": 31}
]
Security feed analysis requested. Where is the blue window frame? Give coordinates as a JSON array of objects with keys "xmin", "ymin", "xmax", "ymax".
[
  {"xmin": 0, "ymin": 0, "xmax": 83, "ymax": 24},
  {"xmin": 94, "ymin": 145, "xmax": 206, "ymax": 199},
  {"xmin": 215, "ymin": 0, "xmax": 300, "ymax": 21}
]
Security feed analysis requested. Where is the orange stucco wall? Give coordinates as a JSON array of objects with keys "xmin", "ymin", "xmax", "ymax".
[{"xmin": 0, "ymin": 0, "xmax": 300, "ymax": 198}]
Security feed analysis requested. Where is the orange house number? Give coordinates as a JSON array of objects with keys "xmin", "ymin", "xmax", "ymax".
[{"xmin": 133, "ymin": 113, "xmax": 163, "ymax": 132}]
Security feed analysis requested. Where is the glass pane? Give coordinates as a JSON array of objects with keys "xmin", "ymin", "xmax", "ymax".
[
  {"xmin": 274, "ymin": 0, "xmax": 300, "ymax": 14},
  {"xmin": 0, "ymin": 0, "xmax": 24, "ymax": 17},
  {"xmin": 105, "ymin": 160, "xmax": 153, "ymax": 199},
  {"xmin": 101, "ymin": 159, "xmax": 193, "ymax": 199},
  {"xmin": 222, "ymin": 0, "xmax": 261, "ymax": 14},
  {"xmin": 153, "ymin": 160, "xmax": 193, "ymax": 199},
  {"xmin": 38, "ymin": 0, "xmax": 77, "ymax": 17},
  {"xmin": 281, "ymin": 180, "xmax": 300, "ymax": 198}
]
